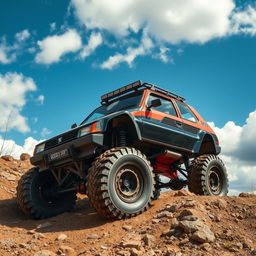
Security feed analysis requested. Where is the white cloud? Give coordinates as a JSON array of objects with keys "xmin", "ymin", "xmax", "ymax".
[
  {"xmin": 0, "ymin": 29, "xmax": 31, "ymax": 64},
  {"xmin": 230, "ymin": 6, "xmax": 256, "ymax": 35},
  {"xmin": 41, "ymin": 127, "xmax": 51, "ymax": 137},
  {"xmin": 0, "ymin": 42, "xmax": 16, "ymax": 64},
  {"xmin": 35, "ymin": 29, "xmax": 82, "ymax": 64},
  {"xmin": 208, "ymin": 121, "xmax": 242, "ymax": 155},
  {"xmin": 0, "ymin": 72, "xmax": 37, "ymax": 133},
  {"xmin": 80, "ymin": 32, "xmax": 103, "ymax": 59},
  {"xmin": 15, "ymin": 29, "xmax": 30, "ymax": 42},
  {"xmin": 210, "ymin": 110, "xmax": 256, "ymax": 193},
  {"xmin": 0, "ymin": 136, "xmax": 40, "ymax": 159},
  {"xmin": 155, "ymin": 47, "xmax": 172, "ymax": 63},
  {"xmin": 70, "ymin": 1, "xmax": 256, "ymax": 67},
  {"xmin": 37, "ymin": 95, "xmax": 45, "ymax": 105},
  {"xmin": 100, "ymin": 33, "xmax": 153, "ymax": 69},
  {"xmin": 0, "ymin": 46, "xmax": 11, "ymax": 64},
  {"xmin": 72, "ymin": 0, "xmax": 235, "ymax": 44}
]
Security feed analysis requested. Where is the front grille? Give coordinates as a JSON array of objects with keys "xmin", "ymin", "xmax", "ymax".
[{"xmin": 45, "ymin": 129, "xmax": 79, "ymax": 150}]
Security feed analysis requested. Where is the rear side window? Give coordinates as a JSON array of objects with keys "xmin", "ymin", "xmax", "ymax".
[
  {"xmin": 147, "ymin": 94, "xmax": 177, "ymax": 116},
  {"xmin": 175, "ymin": 101, "xmax": 198, "ymax": 122}
]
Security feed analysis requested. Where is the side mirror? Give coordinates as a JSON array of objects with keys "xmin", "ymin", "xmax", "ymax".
[
  {"xmin": 147, "ymin": 99, "xmax": 162, "ymax": 110},
  {"xmin": 71, "ymin": 123, "xmax": 77, "ymax": 129}
]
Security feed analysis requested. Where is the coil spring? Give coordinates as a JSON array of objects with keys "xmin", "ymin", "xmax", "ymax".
[{"xmin": 119, "ymin": 130, "xmax": 127, "ymax": 147}]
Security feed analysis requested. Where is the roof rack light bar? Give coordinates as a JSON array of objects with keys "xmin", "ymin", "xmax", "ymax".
[
  {"xmin": 101, "ymin": 80, "xmax": 186, "ymax": 104},
  {"xmin": 143, "ymin": 82, "xmax": 186, "ymax": 101},
  {"xmin": 101, "ymin": 80, "xmax": 142, "ymax": 103}
]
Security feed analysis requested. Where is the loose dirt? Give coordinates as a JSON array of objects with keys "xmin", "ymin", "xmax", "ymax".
[{"xmin": 0, "ymin": 155, "xmax": 255, "ymax": 256}]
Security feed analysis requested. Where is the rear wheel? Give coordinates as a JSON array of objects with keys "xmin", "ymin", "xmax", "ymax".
[
  {"xmin": 188, "ymin": 154, "xmax": 228, "ymax": 196},
  {"xmin": 16, "ymin": 167, "xmax": 77, "ymax": 219},
  {"xmin": 86, "ymin": 147, "xmax": 156, "ymax": 219}
]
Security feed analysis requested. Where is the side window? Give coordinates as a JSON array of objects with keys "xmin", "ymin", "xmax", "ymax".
[
  {"xmin": 147, "ymin": 94, "xmax": 177, "ymax": 116},
  {"xmin": 175, "ymin": 101, "xmax": 198, "ymax": 122}
]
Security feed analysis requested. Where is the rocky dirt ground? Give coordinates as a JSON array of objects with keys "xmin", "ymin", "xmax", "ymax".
[{"xmin": 0, "ymin": 155, "xmax": 256, "ymax": 256}]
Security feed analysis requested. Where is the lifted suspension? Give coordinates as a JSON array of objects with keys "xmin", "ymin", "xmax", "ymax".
[
  {"xmin": 152, "ymin": 151, "xmax": 190, "ymax": 191},
  {"xmin": 156, "ymin": 179, "xmax": 188, "ymax": 190}
]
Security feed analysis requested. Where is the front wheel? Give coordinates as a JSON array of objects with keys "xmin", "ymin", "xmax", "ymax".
[
  {"xmin": 86, "ymin": 147, "xmax": 156, "ymax": 219},
  {"xmin": 16, "ymin": 168, "xmax": 77, "ymax": 219},
  {"xmin": 188, "ymin": 154, "xmax": 228, "ymax": 196}
]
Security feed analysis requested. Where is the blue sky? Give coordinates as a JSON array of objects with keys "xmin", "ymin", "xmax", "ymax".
[{"xmin": 1, "ymin": 0, "xmax": 256, "ymax": 193}]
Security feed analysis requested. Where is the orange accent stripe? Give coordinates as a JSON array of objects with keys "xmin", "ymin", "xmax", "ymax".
[{"xmin": 131, "ymin": 110, "xmax": 214, "ymax": 133}]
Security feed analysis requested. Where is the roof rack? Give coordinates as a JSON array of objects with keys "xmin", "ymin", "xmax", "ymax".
[
  {"xmin": 101, "ymin": 80, "xmax": 185, "ymax": 104},
  {"xmin": 144, "ymin": 82, "xmax": 186, "ymax": 102}
]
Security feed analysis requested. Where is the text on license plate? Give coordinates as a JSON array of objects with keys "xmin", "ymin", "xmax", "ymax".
[{"xmin": 49, "ymin": 149, "xmax": 69, "ymax": 161}]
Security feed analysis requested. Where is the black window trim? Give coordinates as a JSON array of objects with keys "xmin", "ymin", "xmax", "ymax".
[
  {"xmin": 174, "ymin": 100, "xmax": 198, "ymax": 123},
  {"xmin": 146, "ymin": 92, "xmax": 178, "ymax": 117}
]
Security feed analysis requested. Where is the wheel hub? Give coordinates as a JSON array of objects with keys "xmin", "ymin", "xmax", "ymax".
[
  {"xmin": 115, "ymin": 165, "xmax": 142, "ymax": 201},
  {"xmin": 208, "ymin": 167, "xmax": 222, "ymax": 194}
]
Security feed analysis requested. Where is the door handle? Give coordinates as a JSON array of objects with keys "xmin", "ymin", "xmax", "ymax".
[{"xmin": 176, "ymin": 121, "xmax": 183, "ymax": 128}]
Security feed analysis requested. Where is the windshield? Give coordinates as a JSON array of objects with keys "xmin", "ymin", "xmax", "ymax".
[{"xmin": 81, "ymin": 92, "xmax": 143, "ymax": 125}]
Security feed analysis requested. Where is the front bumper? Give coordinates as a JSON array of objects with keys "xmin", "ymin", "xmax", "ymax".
[{"xmin": 31, "ymin": 133, "xmax": 104, "ymax": 170}]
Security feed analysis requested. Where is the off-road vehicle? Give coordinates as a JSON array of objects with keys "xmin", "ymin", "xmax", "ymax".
[{"xmin": 17, "ymin": 80, "xmax": 228, "ymax": 220}]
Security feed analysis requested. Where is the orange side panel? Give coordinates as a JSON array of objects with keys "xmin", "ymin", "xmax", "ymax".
[{"xmin": 131, "ymin": 110, "xmax": 214, "ymax": 133}]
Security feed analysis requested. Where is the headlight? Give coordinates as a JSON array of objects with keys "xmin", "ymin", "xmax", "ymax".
[
  {"xmin": 34, "ymin": 143, "xmax": 45, "ymax": 154},
  {"xmin": 90, "ymin": 121, "xmax": 102, "ymax": 133},
  {"xmin": 79, "ymin": 126, "xmax": 91, "ymax": 137},
  {"xmin": 79, "ymin": 122, "xmax": 102, "ymax": 137}
]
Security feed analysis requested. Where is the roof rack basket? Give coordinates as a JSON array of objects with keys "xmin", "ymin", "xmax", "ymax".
[{"xmin": 101, "ymin": 80, "xmax": 185, "ymax": 104}]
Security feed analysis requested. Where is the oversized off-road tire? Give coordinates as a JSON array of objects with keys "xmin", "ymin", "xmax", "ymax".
[
  {"xmin": 86, "ymin": 147, "xmax": 156, "ymax": 219},
  {"xmin": 188, "ymin": 154, "xmax": 228, "ymax": 196},
  {"xmin": 16, "ymin": 167, "xmax": 77, "ymax": 219}
]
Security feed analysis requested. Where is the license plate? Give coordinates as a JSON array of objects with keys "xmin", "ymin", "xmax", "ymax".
[{"xmin": 48, "ymin": 149, "xmax": 69, "ymax": 162}]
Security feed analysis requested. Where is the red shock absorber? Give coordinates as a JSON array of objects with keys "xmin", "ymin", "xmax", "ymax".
[{"xmin": 153, "ymin": 150, "xmax": 182, "ymax": 179}]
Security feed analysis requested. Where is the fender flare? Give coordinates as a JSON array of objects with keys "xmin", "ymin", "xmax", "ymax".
[
  {"xmin": 102, "ymin": 112, "xmax": 142, "ymax": 140},
  {"xmin": 193, "ymin": 131, "xmax": 221, "ymax": 154}
]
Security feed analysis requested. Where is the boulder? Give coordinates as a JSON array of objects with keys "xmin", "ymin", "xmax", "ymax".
[
  {"xmin": 190, "ymin": 226, "xmax": 215, "ymax": 243},
  {"xmin": 20, "ymin": 153, "xmax": 31, "ymax": 161},
  {"xmin": 1, "ymin": 155, "xmax": 14, "ymax": 161},
  {"xmin": 57, "ymin": 233, "xmax": 67, "ymax": 241},
  {"xmin": 211, "ymin": 198, "xmax": 227, "ymax": 209},
  {"xmin": 179, "ymin": 219, "xmax": 205, "ymax": 233},
  {"xmin": 122, "ymin": 225, "xmax": 133, "ymax": 231},
  {"xmin": 58, "ymin": 246, "xmax": 75, "ymax": 256},
  {"xmin": 142, "ymin": 234, "xmax": 155, "ymax": 246},
  {"xmin": 87, "ymin": 234, "xmax": 99, "ymax": 239},
  {"xmin": 121, "ymin": 234, "xmax": 142, "ymax": 250},
  {"xmin": 0, "ymin": 172, "xmax": 16, "ymax": 181}
]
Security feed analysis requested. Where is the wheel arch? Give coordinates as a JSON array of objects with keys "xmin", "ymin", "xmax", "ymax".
[
  {"xmin": 103, "ymin": 113, "xmax": 142, "ymax": 146},
  {"xmin": 196, "ymin": 132, "xmax": 219, "ymax": 155}
]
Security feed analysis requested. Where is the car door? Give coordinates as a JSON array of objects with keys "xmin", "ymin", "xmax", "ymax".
[
  {"xmin": 173, "ymin": 100, "xmax": 201, "ymax": 150},
  {"xmin": 141, "ymin": 94, "xmax": 193, "ymax": 151}
]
